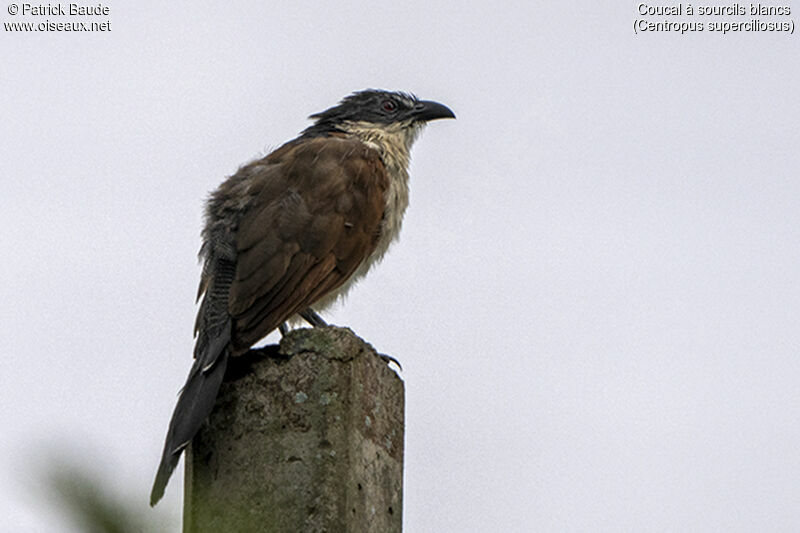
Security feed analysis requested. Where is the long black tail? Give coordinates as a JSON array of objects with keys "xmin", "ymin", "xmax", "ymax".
[{"xmin": 150, "ymin": 351, "xmax": 229, "ymax": 506}]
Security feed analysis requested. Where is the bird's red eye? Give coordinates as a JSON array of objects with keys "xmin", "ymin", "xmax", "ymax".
[{"xmin": 382, "ymin": 100, "xmax": 397, "ymax": 112}]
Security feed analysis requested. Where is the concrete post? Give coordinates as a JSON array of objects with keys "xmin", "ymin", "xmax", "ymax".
[{"xmin": 183, "ymin": 326, "xmax": 404, "ymax": 533}]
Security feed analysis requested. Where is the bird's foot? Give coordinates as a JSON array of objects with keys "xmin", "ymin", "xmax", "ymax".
[
  {"xmin": 278, "ymin": 309, "xmax": 326, "ymax": 337},
  {"xmin": 300, "ymin": 308, "xmax": 328, "ymax": 327}
]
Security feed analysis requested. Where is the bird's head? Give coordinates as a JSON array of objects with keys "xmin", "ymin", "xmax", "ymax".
[
  {"xmin": 302, "ymin": 90, "xmax": 455, "ymax": 160},
  {"xmin": 308, "ymin": 90, "xmax": 455, "ymax": 128}
]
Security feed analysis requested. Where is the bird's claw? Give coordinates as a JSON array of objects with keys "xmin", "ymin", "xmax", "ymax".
[{"xmin": 379, "ymin": 353, "xmax": 403, "ymax": 370}]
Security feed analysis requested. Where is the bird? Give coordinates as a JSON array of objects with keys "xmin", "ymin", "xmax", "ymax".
[{"xmin": 150, "ymin": 89, "xmax": 455, "ymax": 506}]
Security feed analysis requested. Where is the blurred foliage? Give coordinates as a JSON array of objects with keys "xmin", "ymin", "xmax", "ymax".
[{"xmin": 42, "ymin": 457, "xmax": 174, "ymax": 533}]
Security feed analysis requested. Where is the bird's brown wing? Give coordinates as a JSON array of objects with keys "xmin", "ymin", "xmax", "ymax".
[{"xmin": 227, "ymin": 136, "xmax": 388, "ymax": 353}]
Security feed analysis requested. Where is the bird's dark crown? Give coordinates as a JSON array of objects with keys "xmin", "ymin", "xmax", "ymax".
[{"xmin": 302, "ymin": 89, "xmax": 454, "ymax": 137}]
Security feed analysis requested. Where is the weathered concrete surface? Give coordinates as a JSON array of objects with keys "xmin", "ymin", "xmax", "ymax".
[{"xmin": 184, "ymin": 326, "xmax": 404, "ymax": 533}]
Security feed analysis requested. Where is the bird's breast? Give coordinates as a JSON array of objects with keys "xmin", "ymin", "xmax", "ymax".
[{"xmin": 310, "ymin": 153, "xmax": 410, "ymax": 312}]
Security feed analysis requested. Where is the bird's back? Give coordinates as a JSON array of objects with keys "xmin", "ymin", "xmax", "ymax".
[{"xmin": 198, "ymin": 135, "xmax": 389, "ymax": 356}]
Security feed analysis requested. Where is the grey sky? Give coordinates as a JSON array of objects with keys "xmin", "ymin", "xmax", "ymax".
[{"xmin": 2, "ymin": 1, "xmax": 799, "ymax": 531}]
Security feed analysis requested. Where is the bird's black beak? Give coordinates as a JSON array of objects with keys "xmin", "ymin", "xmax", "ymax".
[{"xmin": 410, "ymin": 100, "xmax": 456, "ymax": 122}]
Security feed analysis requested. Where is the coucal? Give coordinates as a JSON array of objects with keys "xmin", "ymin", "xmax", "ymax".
[{"xmin": 150, "ymin": 90, "xmax": 455, "ymax": 505}]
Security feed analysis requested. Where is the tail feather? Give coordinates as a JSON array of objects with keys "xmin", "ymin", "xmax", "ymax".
[{"xmin": 150, "ymin": 351, "xmax": 229, "ymax": 506}]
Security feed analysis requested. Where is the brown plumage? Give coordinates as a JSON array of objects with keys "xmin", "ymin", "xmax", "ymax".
[
  {"xmin": 228, "ymin": 137, "xmax": 388, "ymax": 351},
  {"xmin": 151, "ymin": 90, "xmax": 454, "ymax": 505}
]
